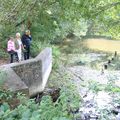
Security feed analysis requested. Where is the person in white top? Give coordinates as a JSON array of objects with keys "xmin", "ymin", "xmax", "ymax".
[{"xmin": 15, "ymin": 33, "xmax": 23, "ymax": 61}]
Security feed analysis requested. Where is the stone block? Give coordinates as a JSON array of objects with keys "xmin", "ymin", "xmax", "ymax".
[
  {"xmin": 36, "ymin": 48, "xmax": 52, "ymax": 93},
  {"xmin": 0, "ymin": 47, "xmax": 52, "ymax": 97},
  {"xmin": 0, "ymin": 67, "xmax": 29, "ymax": 95}
]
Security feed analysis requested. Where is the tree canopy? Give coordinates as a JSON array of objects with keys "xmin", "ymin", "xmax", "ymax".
[{"xmin": 0, "ymin": 0, "xmax": 120, "ymax": 42}]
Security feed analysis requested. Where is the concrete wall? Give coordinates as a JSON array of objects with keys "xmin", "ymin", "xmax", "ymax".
[
  {"xmin": 0, "ymin": 67, "xmax": 29, "ymax": 95},
  {"xmin": 0, "ymin": 48, "xmax": 52, "ymax": 96},
  {"xmin": 36, "ymin": 48, "xmax": 52, "ymax": 94}
]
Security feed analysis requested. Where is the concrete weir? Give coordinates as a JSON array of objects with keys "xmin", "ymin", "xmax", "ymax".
[{"xmin": 0, "ymin": 48, "xmax": 52, "ymax": 97}]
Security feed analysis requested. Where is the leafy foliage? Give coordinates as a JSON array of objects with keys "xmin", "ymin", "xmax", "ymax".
[
  {"xmin": 0, "ymin": 85, "xmax": 81, "ymax": 120},
  {"xmin": 87, "ymin": 75, "xmax": 120, "ymax": 93},
  {"xmin": 0, "ymin": 0, "xmax": 120, "ymax": 46},
  {"xmin": 0, "ymin": 0, "xmax": 119, "ymax": 58}
]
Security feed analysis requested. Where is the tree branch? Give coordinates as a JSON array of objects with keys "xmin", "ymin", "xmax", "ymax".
[
  {"xmin": 92, "ymin": 1, "xmax": 120, "ymax": 16},
  {"xmin": 15, "ymin": 0, "xmax": 38, "ymax": 27}
]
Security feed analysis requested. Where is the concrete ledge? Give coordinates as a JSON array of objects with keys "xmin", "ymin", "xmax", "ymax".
[
  {"xmin": 0, "ymin": 67, "xmax": 29, "ymax": 95},
  {"xmin": 36, "ymin": 48, "xmax": 52, "ymax": 92},
  {"xmin": 0, "ymin": 47, "xmax": 52, "ymax": 96}
]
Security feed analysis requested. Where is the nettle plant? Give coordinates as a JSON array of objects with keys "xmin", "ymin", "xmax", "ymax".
[
  {"xmin": 87, "ymin": 80, "xmax": 105, "ymax": 93},
  {"xmin": 0, "ymin": 83, "xmax": 81, "ymax": 120},
  {"xmin": 104, "ymin": 75, "xmax": 120, "ymax": 93}
]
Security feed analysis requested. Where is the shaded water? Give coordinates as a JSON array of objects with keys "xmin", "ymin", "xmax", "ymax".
[{"xmin": 85, "ymin": 38, "xmax": 120, "ymax": 53}]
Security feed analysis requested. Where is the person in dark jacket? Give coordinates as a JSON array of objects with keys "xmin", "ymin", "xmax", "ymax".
[{"xmin": 21, "ymin": 30, "xmax": 32, "ymax": 60}]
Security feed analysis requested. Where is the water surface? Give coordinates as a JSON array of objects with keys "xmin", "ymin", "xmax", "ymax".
[{"xmin": 85, "ymin": 38, "xmax": 120, "ymax": 53}]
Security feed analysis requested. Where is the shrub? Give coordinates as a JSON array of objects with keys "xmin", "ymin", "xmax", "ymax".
[
  {"xmin": 0, "ymin": 84, "xmax": 81, "ymax": 120},
  {"xmin": 52, "ymin": 46, "xmax": 61, "ymax": 70}
]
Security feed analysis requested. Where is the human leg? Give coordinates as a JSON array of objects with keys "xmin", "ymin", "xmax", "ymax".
[
  {"xmin": 10, "ymin": 53, "xmax": 14, "ymax": 63},
  {"xmin": 14, "ymin": 52, "xmax": 19, "ymax": 62},
  {"xmin": 26, "ymin": 46, "xmax": 30, "ymax": 59},
  {"xmin": 17, "ymin": 51, "xmax": 22, "ymax": 61},
  {"xmin": 8, "ymin": 51, "xmax": 14, "ymax": 63},
  {"xmin": 24, "ymin": 51, "xmax": 27, "ymax": 60}
]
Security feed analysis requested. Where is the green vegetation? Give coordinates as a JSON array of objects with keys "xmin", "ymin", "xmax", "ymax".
[
  {"xmin": 86, "ymin": 78, "xmax": 120, "ymax": 93},
  {"xmin": 0, "ymin": 0, "xmax": 120, "ymax": 57},
  {"xmin": 0, "ymin": 84, "xmax": 81, "ymax": 120},
  {"xmin": 0, "ymin": 0, "xmax": 120, "ymax": 119},
  {"xmin": 0, "ymin": 63, "xmax": 81, "ymax": 120}
]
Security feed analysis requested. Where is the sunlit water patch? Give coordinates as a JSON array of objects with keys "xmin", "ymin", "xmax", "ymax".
[{"xmin": 85, "ymin": 39, "xmax": 120, "ymax": 53}]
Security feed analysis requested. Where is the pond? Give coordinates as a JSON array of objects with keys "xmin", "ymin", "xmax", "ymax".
[{"xmin": 85, "ymin": 38, "xmax": 120, "ymax": 53}]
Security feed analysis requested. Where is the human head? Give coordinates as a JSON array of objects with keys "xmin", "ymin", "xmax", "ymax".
[
  {"xmin": 16, "ymin": 32, "xmax": 21, "ymax": 38},
  {"xmin": 25, "ymin": 30, "xmax": 30, "ymax": 35},
  {"xmin": 8, "ymin": 37, "xmax": 14, "ymax": 41}
]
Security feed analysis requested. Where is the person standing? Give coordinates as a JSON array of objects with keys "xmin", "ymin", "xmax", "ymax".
[
  {"xmin": 21, "ymin": 30, "xmax": 32, "ymax": 60},
  {"xmin": 7, "ymin": 37, "xmax": 19, "ymax": 63},
  {"xmin": 15, "ymin": 33, "xmax": 23, "ymax": 61}
]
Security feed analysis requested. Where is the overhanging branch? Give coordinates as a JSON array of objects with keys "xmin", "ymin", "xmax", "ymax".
[{"xmin": 92, "ymin": 1, "xmax": 120, "ymax": 16}]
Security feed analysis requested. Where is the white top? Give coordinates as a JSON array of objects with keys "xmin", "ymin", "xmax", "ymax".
[
  {"xmin": 16, "ymin": 39, "xmax": 22, "ymax": 61},
  {"xmin": 16, "ymin": 39, "xmax": 22, "ymax": 52}
]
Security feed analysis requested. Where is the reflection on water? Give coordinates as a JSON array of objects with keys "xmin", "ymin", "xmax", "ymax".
[{"xmin": 85, "ymin": 39, "xmax": 120, "ymax": 53}]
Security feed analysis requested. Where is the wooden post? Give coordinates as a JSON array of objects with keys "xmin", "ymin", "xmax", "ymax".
[{"xmin": 114, "ymin": 51, "xmax": 117, "ymax": 57}]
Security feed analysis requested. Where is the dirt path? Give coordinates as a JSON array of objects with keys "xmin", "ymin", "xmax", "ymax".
[{"xmin": 0, "ymin": 59, "xmax": 8, "ymax": 66}]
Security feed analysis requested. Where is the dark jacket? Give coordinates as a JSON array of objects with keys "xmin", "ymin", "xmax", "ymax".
[{"xmin": 21, "ymin": 34, "xmax": 32, "ymax": 47}]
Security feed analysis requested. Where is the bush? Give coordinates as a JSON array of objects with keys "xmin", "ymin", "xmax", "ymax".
[
  {"xmin": 52, "ymin": 46, "xmax": 61, "ymax": 70},
  {"xmin": 30, "ymin": 42, "xmax": 40, "ymax": 57},
  {"xmin": 31, "ymin": 42, "xmax": 62, "ymax": 70},
  {"xmin": 30, "ymin": 41, "xmax": 50, "ymax": 57},
  {"xmin": 0, "ymin": 50, "xmax": 8, "ymax": 58},
  {"xmin": 0, "ymin": 85, "xmax": 81, "ymax": 120}
]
